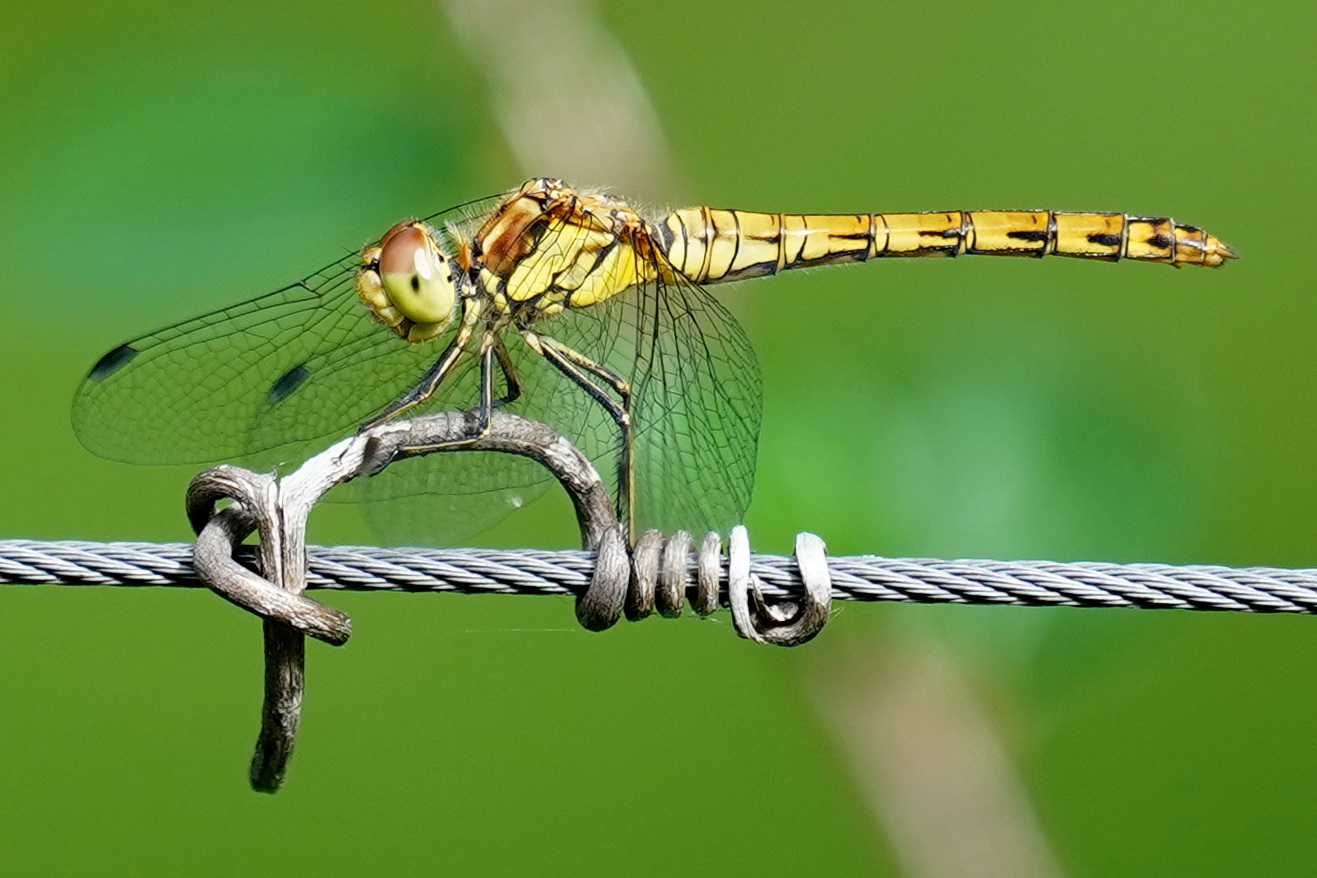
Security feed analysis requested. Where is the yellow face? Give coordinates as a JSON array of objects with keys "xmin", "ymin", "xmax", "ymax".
[{"xmin": 355, "ymin": 220, "xmax": 459, "ymax": 343}]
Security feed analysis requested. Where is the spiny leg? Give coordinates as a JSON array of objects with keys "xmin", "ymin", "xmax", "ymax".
[
  {"xmin": 491, "ymin": 336, "xmax": 522, "ymax": 409},
  {"xmin": 388, "ymin": 331, "xmax": 503, "ymax": 456},
  {"xmin": 523, "ymin": 330, "xmax": 635, "ymax": 542},
  {"xmin": 359, "ymin": 323, "xmax": 477, "ymax": 431},
  {"xmin": 474, "ymin": 335, "xmax": 495, "ymax": 433}
]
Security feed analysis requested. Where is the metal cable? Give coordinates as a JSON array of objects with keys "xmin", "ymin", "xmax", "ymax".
[{"xmin": 3, "ymin": 538, "xmax": 1315, "ymax": 615}]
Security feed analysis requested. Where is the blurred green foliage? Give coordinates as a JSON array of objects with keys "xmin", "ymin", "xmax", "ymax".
[{"xmin": 1, "ymin": 0, "xmax": 1315, "ymax": 874}]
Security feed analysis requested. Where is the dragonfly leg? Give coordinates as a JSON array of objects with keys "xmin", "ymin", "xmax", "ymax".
[
  {"xmin": 360, "ymin": 300, "xmax": 485, "ymax": 431},
  {"xmin": 383, "ymin": 332, "xmax": 505, "ymax": 459},
  {"xmin": 473, "ymin": 335, "xmax": 496, "ymax": 434},
  {"xmin": 524, "ymin": 331, "xmax": 635, "ymax": 542},
  {"xmin": 490, "ymin": 336, "xmax": 522, "ymax": 409},
  {"xmin": 359, "ymin": 337, "xmax": 468, "ymax": 432}
]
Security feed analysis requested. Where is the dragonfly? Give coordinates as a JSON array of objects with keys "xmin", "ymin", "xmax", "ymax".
[{"xmin": 73, "ymin": 178, "xmax": 1236, "ymax": 544}]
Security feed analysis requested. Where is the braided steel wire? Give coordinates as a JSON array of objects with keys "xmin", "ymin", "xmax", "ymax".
[{"xmin": 3, "ymin": 538, "xmax": 1315, "ymax": 615}]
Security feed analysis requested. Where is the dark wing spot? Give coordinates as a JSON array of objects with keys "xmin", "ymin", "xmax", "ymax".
[
  {"xmin": 1088, "ymin": 233, "xmax": 1123, "ymax": 248},
  {"xmin": 1006, "ymin": 229, "xmax": 1050, "ymax": 242},
  {"xmin": 88, "ymin": 343, "xmax": 139, "ymax": 381},
  {"xmin": 1178, "ymin": 224, "xmax": 1200, "ymax": 234},
  {"xmin": 1148, "ymin": 234, "xmax": 1174, "ymax": 250},
  {"xmin": 267, "ymin": 363, "xmax": 310, "ymax": 404}
]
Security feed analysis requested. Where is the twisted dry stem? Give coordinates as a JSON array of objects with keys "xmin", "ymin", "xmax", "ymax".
[
  {"xmin": 185, "ymin": 410, "xmax": 830, "ymax": 792},
  {"xmin": 368, "ymin": 412, "xmax": 630, "ymax": 631},
  {"xmin": 727, "ymin": 530, "xmax": 833, "ymax": 646},
  {"xmin": 188, "ymin": 469, "xmax": 350, "ymax": 644},
  {"xmin": 186, "ymin": 411, "xmax": 628, "ymax": 792}
]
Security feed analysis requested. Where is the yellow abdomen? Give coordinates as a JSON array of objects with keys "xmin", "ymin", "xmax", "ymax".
[{"xmin": 659, "ymin": 207, "xmax": 1237, "ymax": 285}]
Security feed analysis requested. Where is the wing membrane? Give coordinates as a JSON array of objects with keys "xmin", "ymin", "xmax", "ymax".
[
  {"xmin": 72, "ymin": 255, "xmax": 368, "ymax": 464},
  {"xmin": 494, "ymin": 257, "xmax": 761, "ymax": 534},
  {"xmin": 72, "ymin": 196, "xmax": 508, "ymax": 467},
  {"xmin": 599, "ymin": 271, "xmax": 761, "ymax": 534}
]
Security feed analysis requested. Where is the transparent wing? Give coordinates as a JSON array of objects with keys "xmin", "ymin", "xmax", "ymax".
[
  {"xmin": 70, "ymin": 191, "xmax": 611, "ymax": 544},
  {"xmin": 72, "ymin": 196, "xmax": 506, "ymax": 467},
  {"xmin": 72, "ymin": 254, "xmax": 374, "ymax": 464},
  {"xmin": 582, "ymin": 269, "xmax": 762, "ymax": 535}
]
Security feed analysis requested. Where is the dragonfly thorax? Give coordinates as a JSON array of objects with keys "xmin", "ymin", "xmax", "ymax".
[{"xmin": 355, "ymin": 220, "xmax": 461, "ymax": 343}]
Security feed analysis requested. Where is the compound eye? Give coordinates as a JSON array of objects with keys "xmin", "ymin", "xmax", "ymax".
[{"xmin": 378, "ymin": 224, "xmax": 456, "ymax": 325}]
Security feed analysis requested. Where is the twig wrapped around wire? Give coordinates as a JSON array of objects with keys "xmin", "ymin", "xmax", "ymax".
[{"xmin": 182, "ymin": 410, "xmax": 829, "ymax": 792}]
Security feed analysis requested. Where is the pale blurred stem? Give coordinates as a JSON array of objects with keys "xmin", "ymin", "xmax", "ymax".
[
  {"xmin": 439, "ymin": 0, "xmax": 672, "ymax": 195},
  {"xmin": 807, "ymin": 633, "xmax": 1067, "ymax": 878}
]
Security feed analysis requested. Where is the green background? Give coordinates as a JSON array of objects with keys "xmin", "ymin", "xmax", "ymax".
[{"xmin": 2, "ymin": 1, "xmax": 1314, "ymax": 874}]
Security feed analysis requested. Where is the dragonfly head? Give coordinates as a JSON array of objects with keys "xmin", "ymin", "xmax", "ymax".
[{"xmin": 356, "ymin": 220, "xmax": 460, "ymax": 342}]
